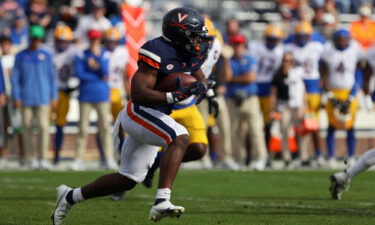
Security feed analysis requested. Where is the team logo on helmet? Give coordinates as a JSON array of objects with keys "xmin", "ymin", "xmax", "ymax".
[{"xmin": 178, "ymin": 13, "xmax": 188, "ymax": 23}]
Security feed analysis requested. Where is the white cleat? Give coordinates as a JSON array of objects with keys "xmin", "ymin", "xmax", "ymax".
[
  {"xmin": 330, "ymin": 172, "xmax": 351, "ymax": 200},
  {"xmin": 40, "ymin": 160, "xmax": 53, "ymax": 170},
  {"xmin": 252, "ymin": 158, "xmax": 267, "ymax": 171},
  {"xmin": 51, "ymin": 184, "xmax": 73, "ymax": 225},
  {"xmin": 149, "ymin": 200, "xmax": 185, "ymax": 222}
]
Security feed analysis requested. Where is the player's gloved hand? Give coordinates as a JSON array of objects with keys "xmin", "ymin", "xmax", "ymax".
[
  {"xmin": 194, "ymin": 82, "xmax": 208, "ymax": 105},
  {"xmin": 340, "ymin": 96, "xmax": 353, "ymax": 114},
  {"xmin": 207, "ymin": 88, "xmax": 219, "ymax": 118},
  {"xmin": 166, "ymin": 77, "xmax": 205, "ymax": 103}
]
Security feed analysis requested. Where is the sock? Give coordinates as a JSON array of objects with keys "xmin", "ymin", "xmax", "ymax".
[
  {"xmin": 54, "ymin": 126, "xmax": 64, "ymax": 163},
  {"xmin": 314, "ymin": 149, "xmax": 322, "ymax": 158},
  {"xmin": 346, "ymin": 129, "xmax": 356, "ymax": 158},
  {"xmin": 66, "ymin": 188, "xmax": 85, "ymax": 205},
  {"xmin": 347, "ymin": 149, "xmax": 375, "ymax": 179},
  {"xmin": 154, "ymin": 188, "xmax": 171, "ymax": 205},
  {"xmin": 326, "ymin": 126, "xmax": 335, "ymax": 158}
]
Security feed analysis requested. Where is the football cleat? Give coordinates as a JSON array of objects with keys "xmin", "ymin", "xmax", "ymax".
[
  {"xmin": 51, "ymin": 185, "xmax": 73, "ymax": 225},
  {"xmin": 110, "ymin": 191, "xmax": 125, "ymax": 201},
  {"xmin": 330, "ymin": 172, "xmax": 351, "ymax": 200},
  {"xmin": 149, "ymin": 200, "xmax": 185, "ymax": 222}
]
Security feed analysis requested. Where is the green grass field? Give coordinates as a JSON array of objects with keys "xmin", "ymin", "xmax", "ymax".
[{"xmin": 1, "ymin": 170, "xmax": 375, "ymax": 225}]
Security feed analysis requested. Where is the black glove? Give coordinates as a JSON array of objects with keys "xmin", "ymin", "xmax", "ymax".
[
  {"xmin": 329, "ymin": 98, "xmax": 341, "ymax": 108},
  {"xmin": 208, "ymin": 96, "xmax": 219, "ymax": 118},
  {"xmin": 194, "ymin": 82, "xmax": 208, "ymax": 105},
  {"xmin": 339, "ymin": 99, "xmax": 351, "ymax": 114},
  {"xmin": 169, "ymin": 77, "xmax": 206, "ymax": 103}
]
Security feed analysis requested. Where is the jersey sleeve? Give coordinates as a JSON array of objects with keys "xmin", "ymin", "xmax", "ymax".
[{"xmin": 138, "ymin": 41, "xmax": 162, "ymax": 70}]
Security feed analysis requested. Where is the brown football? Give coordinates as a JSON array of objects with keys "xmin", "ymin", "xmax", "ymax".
[{"xmin": 155, "ymin": 73, "xmax": 197, "ymax": 92}]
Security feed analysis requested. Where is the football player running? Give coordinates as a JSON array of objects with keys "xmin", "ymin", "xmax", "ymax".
[
  {"xmin": 320, "ymin": 29, "xmax": 362, "ymax": 168},
  {"xmin": 248, "ymin": 24, "xmax": 284, "ymax": 160},
  {"xmin": 52, "ymin": 7, "xmax": 208, "ymax": 224},
  {"xmin": 137, "ymin": 18, "xmax": 222, "ymax": 189},
  {"xmin": 284, "ymin": 21, "xmax": 325, "ymax": 166}
]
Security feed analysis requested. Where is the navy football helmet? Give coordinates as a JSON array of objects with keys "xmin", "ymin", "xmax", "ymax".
[{"xmin": 162, "ymin": 7, "xmax": 208, "ymax": 56}]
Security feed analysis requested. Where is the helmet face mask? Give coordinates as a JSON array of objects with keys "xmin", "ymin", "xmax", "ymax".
[{"xmin": 162, "ymin": 7, "xmax": 209, "ymax": 56}]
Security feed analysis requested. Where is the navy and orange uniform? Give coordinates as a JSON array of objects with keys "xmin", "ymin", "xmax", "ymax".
[{"xmin": 138, "ymin": 36, "xmax": 206, "ymax": 115}]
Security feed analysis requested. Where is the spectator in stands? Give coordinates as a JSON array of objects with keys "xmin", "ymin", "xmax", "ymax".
[
  {"xmin": 223, "ymin": 18, "xmax": 240, "ymax": 44},
  {"xmin": 0, "ymin": 0, "xmax": 24, "ymax": 30},
  {"xmin": 11, "ymin": 25, "xmax": 57, "ymax": 170},
  {"xmin": 315, "ymin": 12, "xmax": 337, "ymax": 40},
  {"xmin": 72, "ymin": 29, "xmax": 116, "ymax": 171},
  {"xmin": 5, "ymin": 15, "xmax": 29, "ymax": 50},
  {"xmin": 221, "ymin": 34, "xmax": 268, "ymax": 170},
  {"xmin": 75, "ymin": 0, "xmax": 111, "ymax": 48},
  {"xmin": 350, "ymin": 4, "xmax": 375, "ymax": 50},
  {"xmin": 26, "ymin": 0, "xmax": 52, "ymax": 28},
  {"xmin": 52, "ymin": 25, "xmax": 78, "ymax": 165},
  {"xmin": 270, "ymin": 52, "xmax": 306, "ymax": 168},
  {"xmin": 0, "ymin": 35, "xmax": 24, "ymax": 168}
]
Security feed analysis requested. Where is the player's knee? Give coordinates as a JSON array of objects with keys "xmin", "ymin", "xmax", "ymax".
[
  {"xmin": 172, "ymin": 134, "xmax": 190, "ymax": 149},
  {"xmin": 117, "ymin": 173, "xmax": 137, "ymax": 190},
  {"xmin": 188, "ymin": 143, "xmax": 207, "ymax": 159}
]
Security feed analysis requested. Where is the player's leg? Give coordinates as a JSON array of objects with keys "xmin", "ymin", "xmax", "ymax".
[
  {"xmin": 143, "ymin": 105, "xmax": 207, "ymax": 188},
  {"xmin": 54, "ymin": 91, "xmax": 70, "ymax": 164},
  {"xmin": 330, "ymin": 148, "xmax": 375, "ymax": 200},
  {"xmin": 21, "ymin": 106, "xmax": 37, "ymax": 168}
]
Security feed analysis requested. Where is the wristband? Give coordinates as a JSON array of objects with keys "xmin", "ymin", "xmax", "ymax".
[
  {"xmin": 166, "ymin": 92, "xmax": 175, "ymax": 104},
  {"xmin": 206, "ymin": 88, "xmax": 215, "ymax": 98}
]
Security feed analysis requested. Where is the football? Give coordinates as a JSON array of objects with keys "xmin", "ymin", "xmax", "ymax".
[{"xmin": 155, "ymin": 72, "xmax": 197, "ymax": 92}]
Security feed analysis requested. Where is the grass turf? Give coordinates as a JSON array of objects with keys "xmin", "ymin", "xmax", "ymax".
[{"xmin": 1, "ymin": 170, "xmax": 375, "ymax": 225}]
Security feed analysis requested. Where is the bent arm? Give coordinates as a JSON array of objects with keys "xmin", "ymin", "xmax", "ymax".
[{"xmin": 131, "ymin": 62, "xmax": 169, "ymax": 106}]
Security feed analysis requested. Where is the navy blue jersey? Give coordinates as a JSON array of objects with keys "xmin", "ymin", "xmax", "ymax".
[{"xmin": 138, "ymin": 36, "xmax": 206, "ymax": 114}]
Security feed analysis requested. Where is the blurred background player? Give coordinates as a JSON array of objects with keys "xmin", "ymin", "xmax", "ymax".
[
  {"xmin": 349, "ymin": 4, "xmax": 375, "ymax": 51},
  {"xmin": 11, "ymin": 25, "xmax": 57, "ymax": 170},
  {"xmin": 330, "ymin": 148, "xmax": 375, "ymax": 200},
  {"xmin": 103, "ymin": 27, "xmax": 129, "ymax": 121},
  {"xmin": 52, "ymin": 24, "xmax": 78, "ymax": 165},
  {"xmin": 221, "ymin": 33, "xmax": 268, "ymax": 170},
  {"xmin": 270, "ymin": 52, "xmax": 306, "ymax": 168},
  {"xmin": 320, "ymin": 29, "xmax": 362, "ymax": 169},
  {"xmin": 72, "ymin": 29, "xmax": 116, "ymax": 171},
  {"xmin": 284, "ymin": 21, "xmax": 324, "ymax": 166},
  {"xmin": 248, "ymin": 24, "xmax": 284, "ymax": 153}
]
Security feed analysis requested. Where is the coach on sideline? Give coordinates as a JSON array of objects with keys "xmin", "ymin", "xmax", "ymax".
[{"xmin": 11, "ymin": 25, "xmax": 57, "ymax": 170}]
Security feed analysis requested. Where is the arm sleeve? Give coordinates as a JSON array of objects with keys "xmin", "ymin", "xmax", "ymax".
[
  {"xmin": 74, "ymin": 55, "xmax": 100, "ymax": 81},
  {"xmin": 350, "ymin": 68, "xmax": 363, "ymax": 97},
  {"xmin": 247, "ymin": 56, "xmax": 257, "ymax": 73},
  {"xmin": 11, "ymin": 55, "xmax": 21, "ymax": 101}
]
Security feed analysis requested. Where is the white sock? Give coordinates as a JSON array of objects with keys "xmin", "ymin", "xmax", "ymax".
[
  {"xmin": 347, "ymin": 149, "xmax": 375, "ymax": 179},
  {"xmin": 72, "ymin": 188, "xmax": 85, "ymax": 203},
  {"xmin": 156, "ymin": 188, "xmax": 171, "ymax": 200}
]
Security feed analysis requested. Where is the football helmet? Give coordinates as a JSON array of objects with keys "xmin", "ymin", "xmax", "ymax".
[
  {"xmin": 333, "ymin": 29, "xmax": 350, "ymax": 50},
  {"xmin": 104, "ymin": 27, "xmax": 122, "ymax": 41},
  {"xmin": 263, "ymin": 24, "xmax": 283, "ymax": 50},
  {"xmin": 294, "ymin": 21, "xmax": 312, "ymax": 47},
  {"xmin": 162, "ymin": 7, "xmax": 208, "ymax": 56},
  {"xmin": 54, "ymin": 25, "xmax": 74, "ymax": 41}
]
